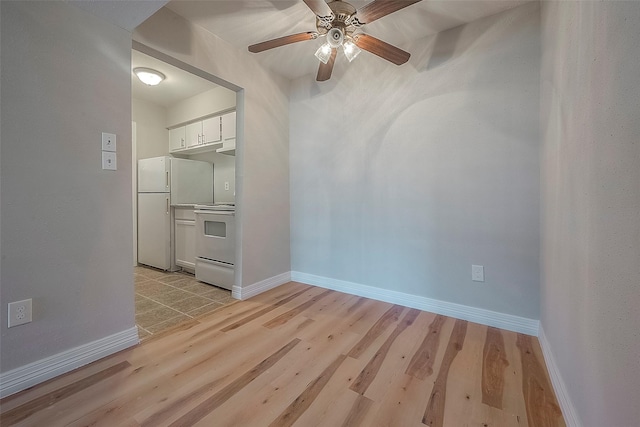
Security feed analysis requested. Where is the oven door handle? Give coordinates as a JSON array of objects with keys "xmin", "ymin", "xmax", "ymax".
[{"xmin": 194, "ymin": 210, "xmax": 235, "ymax": 215}]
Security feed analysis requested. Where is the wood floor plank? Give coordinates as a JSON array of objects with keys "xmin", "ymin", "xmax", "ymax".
[
  {"xmin": 405, "ymin": 314, "xmax": 447, "ymax": 380},
  {"xmin": 262, "ymin": 289, "xmax": 334, "ymax": 329},
  {"xmin": 373, "ymin": 373, "xmax": 433, "ymax": 427},
  {"xmin": 350, "ymin": 309, "xmax": 421, "ymax": 395},
  {"xmin": 441, "ymin": 322, "xmax": 486, "ymax": 425},
  {"xmin": 69, "ymin": 319, "xmax": 300, "ymax": 426},
  {"xmin": 500, "ymin": 328, "xmax": 530, "ymax": 422},
  {"xmin": 268, "ymin": 354, "xmax": 347, "ymax": 427},
  {"xmin": 346, "ymin": 304, "xmax": 405, "ymax": 359},
  {"xmin": 0, "ymin": 361, "xmax": 130, "ymax": 426},
  {"xmin": 194, "ymin": 317, "xmax": 361, "ymax": 427},
  {"xmin": 221, "ymin": 286, "xmax": 312, "ymax": 332},
  {"xmin": 422, "ymin": 319, "xmax": 468, "ymax": 426},
  {"xmin": 340, "ymin": 394, "xmax": 375, "ymax": 427},
  {"xmin": 482, "ymin": 326, "xmax": 509, "ymax": 409},
  {"xmin": 167, "ymin": 338, "xmax": 301, "ymax": 426},
  {"xmin": 290, "ymin": 357, "xmax": 368, "ymax": 427},
  {"xmin": 0, "ymin": 285, "xmax": 565, "ymax": 427},
  {"xmin": 517, "ymin": 334, "xmax": 564, "ymax": 427},
  {"xmin": 359, "ymin": 310, "xmax": 435, "ymax": 404}
]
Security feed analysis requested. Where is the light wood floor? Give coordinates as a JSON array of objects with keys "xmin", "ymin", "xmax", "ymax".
[{"xmin": 0, "ymin": 282, "xmax": 565, "ymax": 426}]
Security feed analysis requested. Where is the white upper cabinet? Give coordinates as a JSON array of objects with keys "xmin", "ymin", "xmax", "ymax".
[
  {"xmin": 185, "ymin": 122, "xmax": 202, "ymax": 148},
  {"xmin": 202, "ymin": 116, "xmax": 222, "ymax": 144},
  {"xmin": 169, "ymin": 110, "xmax": 235, "ymax": 154},
  {"xmin": 221, "ymin": 111, "xmax": 236, "ymax": 141},
  {"xmin": 169, "ymin": 127, "xmax": 186, "ymax": 151}
]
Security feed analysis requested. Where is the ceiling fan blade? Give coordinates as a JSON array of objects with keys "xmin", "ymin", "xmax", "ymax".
[
  {"xmin": 354, "ymin": 34, "xmax": 410, "ymax": 65},
  {"xmin": 248, "ymin": 32, "xmax": 318, "ymax": 53},
  {"xmin": 303, "ymin": 0, "xmax": 332, "ymax": 17},
  {"xmin": 355, "ymin": 0, "xmax": 422, "ymax": 25},
  {"xmin": 316, "ymin": 48, "xmax": 337, "ymax": 81}
]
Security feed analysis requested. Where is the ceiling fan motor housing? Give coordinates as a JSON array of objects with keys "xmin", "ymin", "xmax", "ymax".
[{"xmin": 327, "ymin": 27, "xmax": 344, "ymax": 48}]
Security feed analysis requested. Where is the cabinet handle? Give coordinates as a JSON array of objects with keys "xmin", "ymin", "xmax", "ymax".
[
  {"xmin": 202, "ymin": 133, "xmax": 205, "ymax": 143},
  {"xmin": 166, "ymin": 171, "xmax": 169, "ymax": 188},
  {"xmin": 166, "ymin": 198, "xmax": 169, "ymax": 214},
  {"xmin": 181, "ymin": 138, "xmax": 184, "ymax": 146},
  {"xmin": 198, "ymin": 134, "xmax": 202, "ymax": 144}
]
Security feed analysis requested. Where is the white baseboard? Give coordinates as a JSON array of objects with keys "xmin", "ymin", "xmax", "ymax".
[
  {"xmin": 0, "ymin": 327, "xmax": 139, "ymax": 398},
  {"xmin": 538, "ymin": 325, "xmax": 582, "ymax": 427},
  {"xmin": 232, "ymin": 271, "xmax": 292, "ymax": 300},
  {"xmin": 290, "ymin": 271, "xmax": 539, "ymax": 336}
]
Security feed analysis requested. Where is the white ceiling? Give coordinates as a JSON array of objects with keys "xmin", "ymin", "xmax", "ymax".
[
  {"xmin": 166, "ymin": 0, "xmax": 531, "ymax": 81},
  {"xmin": 132, "ymin": 50, "xmax": 221, "ymax": 107},
  {"xmin": 72, "ymin": 0, "xmax": 169, "ymax": 32}
]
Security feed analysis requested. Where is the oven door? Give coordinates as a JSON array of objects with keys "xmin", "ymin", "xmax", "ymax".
[{"xmin": 195, "ymin": 210, "xmax": 235, "ymax": 265}]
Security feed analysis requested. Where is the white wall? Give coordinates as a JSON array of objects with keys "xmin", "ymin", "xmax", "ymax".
[
  {"xmin": 188, "ymin": 151, "xmax": 236, "ymax": 204},
  {"xmin": 0, "ymin": 1, "xmax": 136, "ymax": 372},
  {"xmin": 167, "ymin": 86, "xmax": 236, "ymax": 127},
  {"xmin": 132, "ymin": 97, "xmax": 169, "ymax": 160},
  {"xmin": 134, "ymin": 8, "xmax": 291, "ymax": 288},
  {"xmin": 540, "ymin": 2, "xmax": 640, "ymax": 425},
  {"xmin": 290, "ymin": 3, "xmax": 541, "ymax": 319}
]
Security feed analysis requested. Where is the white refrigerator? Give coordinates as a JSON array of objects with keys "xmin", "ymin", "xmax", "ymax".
[{"xmin": 137, "ymin": 156, "xmax": 213, "ymax": 270}]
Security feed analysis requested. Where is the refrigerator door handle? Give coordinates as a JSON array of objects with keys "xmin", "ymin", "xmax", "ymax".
[
  {"xmin": 165, "ymin": 171, "xmax": 169, "ymax": 189},
  {"xmin": 166, "ymin": 198, "xmax": 169, "ymax": 214}
]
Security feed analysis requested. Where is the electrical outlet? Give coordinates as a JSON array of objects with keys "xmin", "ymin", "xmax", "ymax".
[
  {"xmin": 224, "ymin": 181, "xmax": 230, "ymax": 191},
  {"xmin": 101, "ymin": 132, "xmax": 116, "ymax": 152},
  {"xmin": 8, "ymin": 299, "xmax": 32, "ymax": 328},
  {"xmin": 472, "ymin": 265, "xmax": 484, "ymax": 282}
]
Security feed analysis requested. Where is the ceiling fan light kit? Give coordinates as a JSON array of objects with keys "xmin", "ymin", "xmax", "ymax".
[
  {"xmin": 343, "ymin": 38, "xmax": 361, "ymax": 62},
  {"xmin": 315, "ymin": 43, "xmax": 333, "ymax": 64},
  {"xmin": 248, "ymin": 0, "xmax": 423, "ymax": 81}
]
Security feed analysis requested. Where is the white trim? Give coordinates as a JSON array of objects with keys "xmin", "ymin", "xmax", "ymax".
[
  {"xmin": 538, "ymin": 325, "xmax": 582, "ymax": 427},
  {"xmin": 232, "ymin": 271, "xmax": 291, "ymax": 300},
  {"xmin": 0, "ymin": 327, "xmax": 139, "ymax": 398},
  {"xmin": 290, "ymin": 271, "xmax": 539, "ymax": 336}
]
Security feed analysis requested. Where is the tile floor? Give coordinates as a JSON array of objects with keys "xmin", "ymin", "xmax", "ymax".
[{"xmin": 134, "ymin": 266, "xmax": 234, "ymax": 340}]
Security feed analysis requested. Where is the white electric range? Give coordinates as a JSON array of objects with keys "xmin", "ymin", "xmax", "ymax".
[{"xmin": 194, "ymin": 204, "xmax": 235, "ymax": 290}]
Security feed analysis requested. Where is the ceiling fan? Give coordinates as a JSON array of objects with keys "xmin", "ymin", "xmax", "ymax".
[{"xmin": 248, "ymin": 0, "xmax": 423, "ymax": 81}]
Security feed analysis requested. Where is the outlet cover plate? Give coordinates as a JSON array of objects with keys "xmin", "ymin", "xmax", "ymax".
[
  {"xmin": 8, "ymin": 299, "xmax": 32, "ymax": 328},
  {"xmin": 472, "ymin": 265, "xmax": 484, "ymax": 282}
]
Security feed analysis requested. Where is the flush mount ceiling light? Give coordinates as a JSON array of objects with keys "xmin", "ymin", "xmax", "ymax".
[
  {"xmin": 248, "ymin": 0, "xmax": 422, "ymax": 81},
  {"xmin": 133, "ymin": 67, "xmax": 165, "ymax": 86}
]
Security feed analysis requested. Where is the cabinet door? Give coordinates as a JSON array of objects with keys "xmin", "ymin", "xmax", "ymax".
[
  {"xmin": 175, "ymin": 219, "xmax": 196, "ymax": 270},
  {"xmin": 169, "ymin": 127, "xmax": 186, "ymax": 152},
  {"xmin": 186, "ymin": 121, "xmax": 203, "ymax": 148},
  {"xmin": 221, "ymin": 111, "xmax": 236, "ymax": 141},
  {"xmin": 202, "ymin": 116, "xmax": 222, "ymax": 144}
]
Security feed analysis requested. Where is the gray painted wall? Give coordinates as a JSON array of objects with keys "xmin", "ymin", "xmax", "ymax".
[
  {"xmin": 290, "ymin": 3, "xmax": 541, "ymax": 319},
  {"xmin": 540, "ymin": 2, "xmax": 640, "ymax": 425},
  {"xmin": 1, "ymin": 1, "xmax": 136, "ymax": 372},
  {"xmin": 133, "ymin": 8, "xmax": 291, "ymax": 288}
]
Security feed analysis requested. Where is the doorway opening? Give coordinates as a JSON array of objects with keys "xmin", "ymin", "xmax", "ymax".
[{"xmin": 131, "ymin": 43, "xmax": 243, "ymax": 340}]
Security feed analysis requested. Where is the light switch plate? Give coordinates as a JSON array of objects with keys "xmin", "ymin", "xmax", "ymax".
[
  {"xmin": 472, "ymin": 265, "xmax": 484, "ymax": 282},
  {"xmin": 102, "ymin": 132, "xmax": 116, "ymax": 152},
  {"xmin": 102, "ymin": 151, "xmax": 117, "ymax": 170}
]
